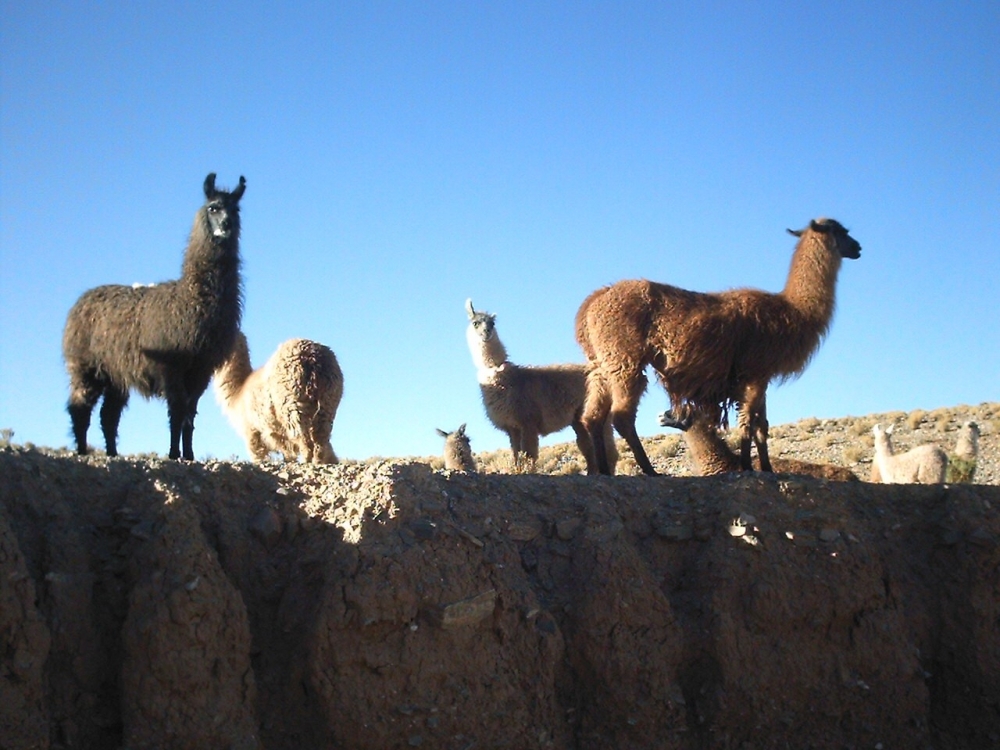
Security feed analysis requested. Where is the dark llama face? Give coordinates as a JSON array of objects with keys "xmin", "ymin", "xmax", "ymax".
[
  {"xmin": 788, "ymin": 218, "xmax": 862, "ymax": 260},
  {"xmin": 819, "ymin": 219, "xmax": 862, "ymax": 260},
  {"xmin": 202, "ymin": 173, "xmax": 246, "ymax": 243}
]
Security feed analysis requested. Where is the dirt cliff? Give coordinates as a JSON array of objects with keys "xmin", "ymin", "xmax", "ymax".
[{"xmin": 2, "ymin": 447, "xmax": 998, "ymax": 749}]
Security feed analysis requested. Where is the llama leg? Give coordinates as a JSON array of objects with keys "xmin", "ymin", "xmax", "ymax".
[
  {"xmin": 67, "ymin": 369, "xmax": 103, "ymax": 455},
  {"xmin": 165, "ymin": 389, "xmax": 194, "ymax": 460},
  {"xmin": 315, "ymin": 442, "xmax": 338, "ymax": 464},
  {"xmin": 609, "ymin": 372, "xmax": 655, "ymax": 476},
  {"xmin": 603, "ymin": 418, "xmax": 619, "ymax": 475},
  {"xmin": 572, "ymin": 419, "xmax": 599, "ymax": 475},
  {"xmin": 507, "ymin": 428, "xmax": 524, "ymax": 470},
  {"xmin": 247, "ymin": 431, "xmax": 269, "ymax": 462},
  {"xmin": 581, "ymin": 372, "xmax": 614, "ymax": 474},
  {"xmin": 181, "ymin": 404, "xmax": 197, "ymax": 461},
  {"xmin": 738, "ymin": 385, "xmax": 768, "ymax": 472},
  {"xmin": 522, "ymin": 431, "xmax": 540, "ymax": 472},
  {"xmin": 312, "ymin": 414, "xmax": 338, "ymax": 463},
  {"xmin": 753, "ymin": 397, "xmax": 772, "ymax": 472},
  {"xmin": 99, "ymin": 387, "xmax": 129, "ymax": 457}
]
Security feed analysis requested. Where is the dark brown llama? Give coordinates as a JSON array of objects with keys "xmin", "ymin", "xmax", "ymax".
[
  {"xmin": 63, "ymin": 173, "xmax": 246, "ymax": 460},
  {"xmin": 576, "ymin": 218, "xmax": 861, "ymax": 475}
]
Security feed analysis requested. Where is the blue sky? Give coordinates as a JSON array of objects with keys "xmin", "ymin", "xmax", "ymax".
[{"xmin": 2, "ymin": 1, "xmax": 997, "ymax": 463}]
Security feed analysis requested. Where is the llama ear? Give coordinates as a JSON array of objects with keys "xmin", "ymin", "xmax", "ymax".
[
  {"xmin": 465, "ymin": 298, "xmax": 476, "ymax": 318},
  {"xmin": 809, "ymin": 219, "xmax": 830, "ymax": 233},
  {"xmin": 231, "ymin": 176, "xmax": 246, "ymax": 201},
  {"xmin": 458, "ymin": 423, "xmax": 466, "ymax": 435},
  {"xmin": 436, "ymin": 428, "xmax": 448, "ymax": 437},
  {"xmin": 886, "ymin": 424, "xmax": 894, "ymax": 435},
  {"xmin": 786, "ymin": 228, "xmax": 803, "ymax": 237},
  {"xmin": 204, "ymin": 173, "xmax": 217, "ymax": 198}
]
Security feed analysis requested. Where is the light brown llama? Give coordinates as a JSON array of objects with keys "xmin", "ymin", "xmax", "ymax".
[
  {"xmin": 214, "ymin": 332, "xmax": 343, "ymax": 463},
  {"xmin": 674, "ymin": 411, "xmax": 859, "ymax": 481},
  {"xmin": 466, "ymin": 299, "xmax": 616, "ymax": 474},
  {"xmin": 435, "ymin": 424, "xmax": 477, "ymax": 472},
  {"xmin": 577, "ymin": 218, "xmax": 861, "ymax": 476}
]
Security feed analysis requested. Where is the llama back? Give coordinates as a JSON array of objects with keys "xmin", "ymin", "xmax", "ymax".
[
  {"xmin": 267, "ymin": 340, "xmax": 343, "ymax": 449},
  {"xmin": 481, "ymin": 363, "xmax": 587, "ymax": 435},
  {"xmin": 894, "ymin": 444, "xmax": 948, "ymax": 484}
]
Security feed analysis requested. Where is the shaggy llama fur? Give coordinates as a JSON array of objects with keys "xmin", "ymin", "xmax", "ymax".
[
  {"xmin": 871, "ymin": 423, "xmax": 947, "ymax": 484},
  {"xmin": 466, "ymin": 299, "xmax": 616, "ymax": 474},
  {"xmin": 214, "ymin": 332, "xmax": 343, "ymax": 464},
  {"xmin": 436, "ymin": 424, "xmax": 477, "ymax": 472},
  {"xmin": 63, "ymin": 173, "xmax": 246, "ymax": 460},
  {"xmin": 577, "ymin": 218, "xmax": 861, "ymax": 475}
]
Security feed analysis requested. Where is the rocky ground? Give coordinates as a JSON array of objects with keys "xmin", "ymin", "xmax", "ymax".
[
  {"xmin": 471, "ymin": 402, "xmax": 1000, "ymax": 484},
  {"xmin": 1, "ymin": 403, "xmax": 998, "ymax": 749}
]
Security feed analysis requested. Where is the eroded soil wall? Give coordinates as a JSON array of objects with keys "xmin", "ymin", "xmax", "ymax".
[{"xmin": 1, "ymin": 448, "xmax": 998, "ymax": 749}]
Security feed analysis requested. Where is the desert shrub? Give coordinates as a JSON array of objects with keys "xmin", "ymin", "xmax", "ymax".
[
  {"xmin": 848, "ymin": 417, "xmax": 876, "ymax": 437},
  {"xmin": 946, "ymin": 457, "xmax": 976, "ymax": 483},
  {"xmin": 907, "ymin": 409, "xmax": 927, "ymax": 430},
  {"xmin": 798, "ymin": 416, "xmax": 821, "ymax": 433},
  {"xmin": 843, "ymin": 445, "xmax": 865, "ymax": 464},
  {"xmin": 648, "ymin": 435, "xmax": 683, "ymax": 461},
  {"xmin": 929, "ymin": 408, "xmax": 952, "ymax": 432}
]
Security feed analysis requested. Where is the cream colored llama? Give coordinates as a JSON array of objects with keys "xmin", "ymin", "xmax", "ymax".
[
  {"xmin": 871, "ymin": 423, "xmax": 947, "ymax": 484},
  {"xmin": 214, "ymin": 332, "xmax": 343, "ymax": 463}
]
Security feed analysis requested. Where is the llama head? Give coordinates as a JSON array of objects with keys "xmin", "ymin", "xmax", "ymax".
[
  {"xmin": 202, "ymin": 173, "xmax": 246, "ymax": 242},
  {"xmin": 787, "ymin": 218, "xmax": 861, "ymax": 260},
  {"xmin": 465, "ymin": 299, "xmax": 497, "ymax": 342},
  {"xmin": 962, "ymin": 421, "xmax": 980, "ymax": 440},
  {"xmin": 872, "ymin": 423, "xmax": 893, "ymax": 440},
  {"xmin": 437, "ymin": 423, "xmax": 471, "ymax": 444}
]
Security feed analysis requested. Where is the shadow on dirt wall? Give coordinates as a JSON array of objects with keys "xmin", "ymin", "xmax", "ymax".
[{"xmin": 2, "ymin": 446, "xmax": 999, "ymax": 750}]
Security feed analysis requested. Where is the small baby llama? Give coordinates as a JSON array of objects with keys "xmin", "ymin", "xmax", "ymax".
[
  {"xmin": 435, "ymin": 424, "xmax": 477, "ymax": 472},
  {"xmin": 871, "ymin": 423, "xmax": 947, "ymax": 484},
  {"xmin": 214, "ymin": 332, "xmax": 343, "ymax": 463}
]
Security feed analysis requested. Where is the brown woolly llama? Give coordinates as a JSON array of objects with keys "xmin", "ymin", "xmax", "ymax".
[
  {"xmin": 577, "ymin": 218, "xmax": 861, "ymax": 475},
  {"xmin": 63, "ymin": 173, "xmax": 246, "ymax": 460},
  {"xmin": 466, "ymin": 298, "xmax": 616, "ymax": 474},
  {"xmin": 214, "ymin": 332, "xmax": 344, "ymax": 463},
  {"xmin": 435, "ymin": 424, "xmax": 477, "ymax": 472},
  {"xmin": 675, "ymin": 411, "xmax": 859, "ymax": 481}
]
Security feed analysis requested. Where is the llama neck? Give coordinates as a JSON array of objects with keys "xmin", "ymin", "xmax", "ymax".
[
  {"xmin": 687, "ymin": 419, "xmax": 740, "ymax": 473},
  {"xmin": 214, "ymin": 334, "xmax": 253, "ymax": 409},
  {"xmin": 468, "ymin": 326, "xmax": 508, "ymax": 373},
  {"xmin": 781, "ymin": 234, "xmax": 843, "ymax": 326},
  {"xmin": 181, "ymin": 216, "xmax": 242, "ymax": 290}
]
